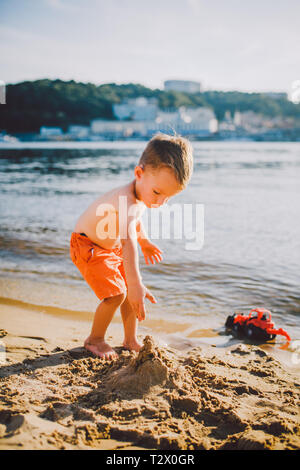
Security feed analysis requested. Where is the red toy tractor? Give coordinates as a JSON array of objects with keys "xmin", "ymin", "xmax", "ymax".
[{"xmin": 225, "ymin": 308, "xmax": 291, "ymax": 342}]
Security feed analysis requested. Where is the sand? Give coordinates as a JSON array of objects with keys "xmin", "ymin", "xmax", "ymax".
[{"xmin": 0, "ymin": 301, "xmax": 299, "ymax": 450}]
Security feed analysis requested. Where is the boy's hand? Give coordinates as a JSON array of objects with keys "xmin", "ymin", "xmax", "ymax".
[
  {"xmin": 127, "ymin": 283, "xmax": 157, "ymax": 321},
  {"xmin": 140, "ymin": 240, "xmax": 163, "ymax": 265}
]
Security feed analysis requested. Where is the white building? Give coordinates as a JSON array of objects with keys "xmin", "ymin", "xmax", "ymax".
[
  {"xmin": 181, "ymin": 107, "xmax": 218, "ymax": 133},
  {"xmin": 238, "ymin": 111, "xmax": 266, "ymax": 133},
  {"xmin": 113, "ymin": 97, "xmax": 158, "ymax": 121},
  {"xmin": 219, "ymin": 110, "xmax": 238, "ymax": 132},
  {"xmin": 91, "ymin": 101, "xmax": 217, "ymax": 138},
  {"xmin": 67, "ymin": 125, "xmax": 90, "ymax": 139},
  {"xmin": 40, "ymin": 126, "xmax": 63, "ymax": 137},
  {"xmin": 164, "ymin": 80, "xmax": 201, "ymax": 94},
  {"xmin": 90, "ymin": 119, "xmax": 148, "ymax": 138},
  {"xmin": 153, "ymin": 106, "xmax": 217, "ymax": 135},
  {"xmin": 233, "ymin": 111, "xmax": 242, "ymax": 127}
]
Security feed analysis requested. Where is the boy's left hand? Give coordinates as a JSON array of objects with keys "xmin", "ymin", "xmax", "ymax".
[{"xmin": 140, "ymin": 240, "xmax": 163, "ymax": 265}]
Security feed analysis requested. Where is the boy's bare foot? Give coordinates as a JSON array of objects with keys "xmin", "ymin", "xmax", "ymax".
[
  {"xmin": 122, "ymin": 339, "xmax": 143, "ymax": 352},
  {"xmin": 84, "ymin": 337, "xmax": 118, "ymax": 360}
]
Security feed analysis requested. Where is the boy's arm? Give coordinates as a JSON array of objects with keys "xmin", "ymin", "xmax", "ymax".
[
  {"xmin": 136, "ymin": 218, "xmax": 149, "ymax": 246},
  {"xmin": 120, "ymin": 202, "xmax": 156, "ymax": 320},
  {"xmin": 136, "ymin": 216, "xmax": 163, "ymax": 265},
  {"xmin": 121, "ymin": 211, "xmax": 142, "ymax": 286}
]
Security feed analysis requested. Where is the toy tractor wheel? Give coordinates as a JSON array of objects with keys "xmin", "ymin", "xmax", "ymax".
[
  {"xmin": 244, "ymin": 324, "xmax": 271, "ymax": 342},
  {"xmin": 232, "ymin": 322, "xmax": 243, "ymax": 337},
  {"xmin": 244, "ymin": 324, "xmax": 255, "ymax": 339}
]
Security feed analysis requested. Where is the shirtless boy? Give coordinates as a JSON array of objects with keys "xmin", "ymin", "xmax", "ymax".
[{"xmin": 70, "ymin": 133, "xmax": 193, "ymax": 359}]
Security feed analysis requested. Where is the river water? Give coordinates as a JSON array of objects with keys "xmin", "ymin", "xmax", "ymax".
[{"xmin": 0, "ymin": 141, "xmax": 299, "ymax": 352}]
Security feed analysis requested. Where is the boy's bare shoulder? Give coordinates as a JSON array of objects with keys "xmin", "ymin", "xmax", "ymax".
[
  {"xmin": 93, "ymin": 181, "xmax": 144, "ymax": 215},
  {"xmin": 90, "ymin": 183, "xmax": 130, "ymax": 208},
  {"xmin": 113, "ymin": 182, "xmax": 137, "ymax": 212}
]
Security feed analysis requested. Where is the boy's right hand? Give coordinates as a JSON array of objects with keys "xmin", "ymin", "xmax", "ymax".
[{"xmin": 127, "ymin": 283, "xmax": 157, "ymax": 321}]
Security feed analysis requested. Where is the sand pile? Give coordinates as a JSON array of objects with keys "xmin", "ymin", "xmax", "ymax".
[{"xmin": 0, "ymin": 335, "xmax": 299, "ymax": 450}]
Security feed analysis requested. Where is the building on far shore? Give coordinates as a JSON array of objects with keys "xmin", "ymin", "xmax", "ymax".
[
  {"xmin": 113, "ymin": 97, "xmax": 158, "ymax": 121},
  {"xmin": 67, "ymin": 125, "xmax": 90, "ymax": 140},
  {"xmin": 40, "ymin": 126, "xmax": 63, "ymax": 137},
  {"xmin": 164, "ymin": 80, "xmax": 201, "ymax": 94},
  {"xmin": 91, "ymin": 104, "xmax": 217, "ymax": 139},
  {"xmin": 217, "ymin": 108, "xmax": 298, "ymax": 140},
  {"xmin": 153, "ymin": 106, "xmax": 217, "ymax": 136},
  {"xmin": 90, "ymin": 119, "xmax": 148, "ymax": 138}
]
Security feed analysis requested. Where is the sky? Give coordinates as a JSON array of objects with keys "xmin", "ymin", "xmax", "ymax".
[{"xmin": 0, "ymin": 0, "xmax": 299, "ymax": 93}]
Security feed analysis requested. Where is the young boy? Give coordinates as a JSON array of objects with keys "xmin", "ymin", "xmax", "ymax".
[{"xmin": 70, "ymin": 133, "xmax": 193, "ymax": 359}]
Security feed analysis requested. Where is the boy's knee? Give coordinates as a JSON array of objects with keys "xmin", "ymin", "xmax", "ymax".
[{"xmin": 103, "ymin": 292, "xmax": 126, "ymax": 305}]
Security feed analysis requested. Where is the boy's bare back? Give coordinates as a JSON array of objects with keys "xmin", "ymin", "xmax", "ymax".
[{"xmin": 74, "ymin": 180, "xmax": 146, "ymax": 250}]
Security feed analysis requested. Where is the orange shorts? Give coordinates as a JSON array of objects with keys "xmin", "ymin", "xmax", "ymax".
[{"xmin": 69, "ymin": 232, "xmax": 128, "ymax": 301}]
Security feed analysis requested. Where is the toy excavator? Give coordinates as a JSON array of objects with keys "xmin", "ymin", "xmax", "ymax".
[{"xmin": 225, "ymin": 307, "xmax": 291, "ymax": 342}]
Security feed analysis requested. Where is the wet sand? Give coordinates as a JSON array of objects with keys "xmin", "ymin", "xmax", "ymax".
[{"xmin": 0, "ymin": 300, "xmax": 299, "ymax": 450}]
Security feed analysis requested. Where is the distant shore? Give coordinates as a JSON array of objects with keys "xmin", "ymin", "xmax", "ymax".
[{"xmin": 1, "ymin": 133, "xmax": 300, "ymax": 144}]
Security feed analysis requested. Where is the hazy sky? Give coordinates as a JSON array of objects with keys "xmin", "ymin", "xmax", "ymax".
[{"xmin": 1, "ymin": 0, "xmax": 299, "ymax": 92}]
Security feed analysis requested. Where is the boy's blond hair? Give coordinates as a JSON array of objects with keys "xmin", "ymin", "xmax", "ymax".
[{"xmin": 138, "ymin": 133, "xmax": 193, "ymax": 188}]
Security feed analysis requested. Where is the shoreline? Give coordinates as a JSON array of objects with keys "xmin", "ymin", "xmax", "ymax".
[
  {"xmin": 0, "ymin": 300, "xmax": 299, "ymax": 450},
  {"xmin": 1, "ymin": 140, "xmax": 300, "ymax": 149},
  {"xmin": 0, "ymin": 293, "xmax": 298, "ymax": 371}
]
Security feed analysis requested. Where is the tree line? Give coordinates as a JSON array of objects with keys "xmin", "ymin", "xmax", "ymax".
[{"xmin": 0, "ymin": 79, "xmax": 299, "ymax": 133}]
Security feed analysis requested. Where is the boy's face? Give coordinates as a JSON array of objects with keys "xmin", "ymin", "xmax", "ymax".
[{"xmin": 134, "ymin": 165, "xmax": 182, "ymax": 208}]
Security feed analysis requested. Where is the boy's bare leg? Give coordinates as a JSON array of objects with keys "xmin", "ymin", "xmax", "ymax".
[
  {"xmin": 120, "ymin": 296, "xmax": 143, "ymax": 352},
  {"xmin": 84, "ymin": 293, "xmax": 125, "ymax": 359}
]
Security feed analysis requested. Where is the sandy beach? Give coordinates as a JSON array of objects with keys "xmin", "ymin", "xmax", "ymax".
[{"xmin": 0, "ymin": 299, "xmax": 299, "ymax": 451}]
